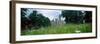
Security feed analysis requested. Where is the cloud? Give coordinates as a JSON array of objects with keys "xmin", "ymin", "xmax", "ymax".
[
  {"xmin": 38, "ymin": 10, "xmax": 61, "ymax": 20},
  {"xmin": 26, "ymin": 8, "xmax": 62, "ymax": 20}
]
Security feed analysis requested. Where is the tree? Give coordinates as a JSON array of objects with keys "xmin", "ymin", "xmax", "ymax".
[
  {"xmin": 21, "ymin": 8, "xmax": 29, "ymax": 30},
  {"xmin": 29, "ymin": 10, "xmax": 51, "ymax": 29},
  {"xmin": 84, "ymin": 11, "xmax": 92, "ymax": 23},
  {"xmin": 61, "ymin": 10, "xmax": 83, "ymax": 23}
]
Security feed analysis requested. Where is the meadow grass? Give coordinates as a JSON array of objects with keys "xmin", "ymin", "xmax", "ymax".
[{"xmin": 21, "ymin": 23, "xmax": 92, "ymax": 35}]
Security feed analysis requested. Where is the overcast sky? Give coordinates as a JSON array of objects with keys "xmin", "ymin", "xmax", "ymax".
[{"xmin": 25, "ymin": 8, "xmax": 62, "ymax": 20}]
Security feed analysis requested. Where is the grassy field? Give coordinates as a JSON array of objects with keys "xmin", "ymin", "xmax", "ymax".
[{"xmin": 21, "ymin": 23, "xmax": 92, "ymax": 35}]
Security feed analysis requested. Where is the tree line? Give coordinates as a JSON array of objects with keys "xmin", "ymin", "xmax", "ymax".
[
  {"xmin": 61, "ymin": 10, "xmax": 92, "ymax": 24},
  {"xmin": 21, "ymin": 8, "xmax": 92, "ymax": 30},
  {"xmin": 21, "ymin": 8, "xmax": 51, "ymax": 30}
]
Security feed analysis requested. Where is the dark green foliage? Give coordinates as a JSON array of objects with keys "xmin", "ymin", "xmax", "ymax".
[
  {"xmin": 21, "ymin": 8, "xmax": 29, "ymax": 30},
  {"xmin": 21, "ymin": 8, "xmax": 51, "ymax": 30},
  {"xmin": 84, "ymin": 11, "xmax": 92, "ymax": 23},
  {"xmin": 21, "ymin": 8, "xmax": 27, "ymax": 16},
  {"xmin": 61, "ymin": 10, "xmax": 92, "ymax": 24},
  {"xmin": 29, "ymin": 10, "xmax": 51, "ymax": 29},
  {"xmin": 61, "ymin": 10, "xmax": 83, "ymax": 23}
]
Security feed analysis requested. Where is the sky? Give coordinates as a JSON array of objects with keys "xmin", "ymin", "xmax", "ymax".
[
  {"xmin": 23, "ymin": 8, "xmax": 88, "ymax": 21},
  {"xmin": 25, "ymin": 8, "xmax": 62, "ymax": 20}
]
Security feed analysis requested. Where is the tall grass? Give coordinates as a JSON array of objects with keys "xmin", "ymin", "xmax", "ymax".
[{"xmin": 21, "ymin": 23, "xmax": 92, "ymax": 35}]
